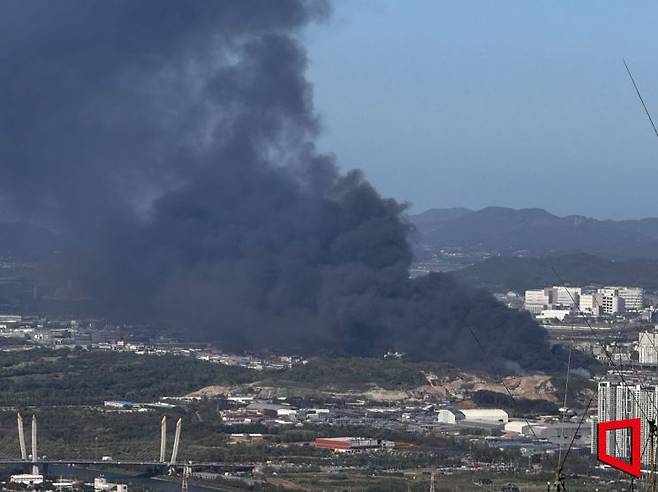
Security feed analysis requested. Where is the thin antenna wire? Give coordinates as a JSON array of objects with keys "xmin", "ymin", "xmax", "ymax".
[
  {"xmin": 623, "ymin": 58, "xmax": 658, "ymax": 138},
  {"xmin": 623, "ymin": 58, "xmax": 658, "ymax": 490},
  {"xmin": 558, "ymin": 397, "xmax": 593, "ymax": 473},
  {"xmin": 556, "ymin": 322, "xmax": 574, "ymax": 466}
]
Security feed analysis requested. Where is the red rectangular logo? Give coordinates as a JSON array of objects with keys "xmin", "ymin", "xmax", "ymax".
[{"xmin": 597, "ymin": 418, "xmax": 641, "ymax": 478}]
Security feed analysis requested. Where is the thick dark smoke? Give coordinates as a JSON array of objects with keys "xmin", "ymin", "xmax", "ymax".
[{"xmin": 0, "ymin": 0, "xmax": 555, "ymax": 371}]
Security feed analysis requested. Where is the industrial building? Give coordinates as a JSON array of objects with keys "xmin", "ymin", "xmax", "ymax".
[
  {"xmin": 504, "ymin": 420, "xmax": 531, "ymax": 434},
  {"xmin": 536, "ymin": 309, "xmax": 571, "ymax": 321},
  {"xmin": 229, "ymin": 433, "xmax": 264, "ymax": 445},
  {"xmin": 312, "ymin": 437, "xmax": 395, "ymax": 451},
  {"xmin": 94, "ymin": 477, "xmax": 128, "ymax": 492},
  {"xmin": 437, "ymin": 408, "xmax": 508, "ymax": 425},
  {"xmin": 9, "ymin": 474, "xmax": 43, "ymax": 486},
  {"xmin": 103, "ymin": 400, "xmax": 138, "ymax": 409}
]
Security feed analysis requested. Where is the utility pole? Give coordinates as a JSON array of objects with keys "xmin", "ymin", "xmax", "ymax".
[
  {"xmin": 650, "ymin": 418, "xmax": 658, "ymax": 492},
  {"xmin": 181, "ymin": 464, "xmax": 190, "ymax": 492}
]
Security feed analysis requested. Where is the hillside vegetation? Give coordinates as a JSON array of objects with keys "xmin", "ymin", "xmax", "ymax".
[
  {"xmin": 411, "ymin": 207, "xmax": 658, "ymax": 259},
  {"xmin": 454, "ymin": 253, "xmax": 658, "ymax": 292}
]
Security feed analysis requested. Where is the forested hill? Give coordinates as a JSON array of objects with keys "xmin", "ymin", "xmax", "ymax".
[
  {"xmin": 453, "ymin": 253, "xmax": 658, "ymax": 292},
  {"xmin": 410, "ymin": 207, "xmax": 658, "ymax": 259}
]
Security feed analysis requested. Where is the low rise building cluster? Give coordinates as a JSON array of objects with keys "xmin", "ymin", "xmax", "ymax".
[
  {"xmin": 523, "ymin": 285, "xmax": 646, "ymax": 320},
  {"xmin": 215, "ymin": 394, "xmax": 588, "ymax": 456},
  {"xmin": 0, "ymin": 313, "xmax": 307, "ymax": 371}
]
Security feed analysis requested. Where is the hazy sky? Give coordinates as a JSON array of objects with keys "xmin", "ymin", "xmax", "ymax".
[{"xmin": 306, "ymin": 1, "xmax": 658, "ymax": 219}]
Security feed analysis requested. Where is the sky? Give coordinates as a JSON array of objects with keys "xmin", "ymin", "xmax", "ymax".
[{"xmin": 305, "ymin": 1, "xmax": 658, "ymax": 219}]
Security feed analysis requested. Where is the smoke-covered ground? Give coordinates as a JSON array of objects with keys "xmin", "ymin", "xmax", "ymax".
[{"xmin": 0, "ymin": 1, "xmax": 557, "ymax": 371}]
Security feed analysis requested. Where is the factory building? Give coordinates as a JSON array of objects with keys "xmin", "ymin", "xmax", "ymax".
[
  {"xmin": 10, "ymin": 474, "xmax": 43, "ymax": 486},
  {"xmin": 536, "ymin": 309, "xmax": 572, "ymax": 321},
  {"xmin": 458, "ymin": 408, "xmax": 509, "ymax": 424},
  {"xmin": 504, "ymin": 420, "xmax": 530, "ymax": 434},
  {"xmin": 94, "ymin": 477, "xmax": 128, "ymax": 492},
  {"xmin": 437, "ymin": 408, "xmax": 508, "ymax": 425},
  {"xmin": 437, "ymin": 409, "xmax": 456, "ymax": 424},
  {"xmin": 229, "ymin": 433, "xmax": 264, "ymax": 445},
  {"xmin": 103, "ymin": 400, "xmax": 138, "ymax": 409},
  {"xmin": 312, "ymin": 437, "xmax": 395, "ymax": 451}
]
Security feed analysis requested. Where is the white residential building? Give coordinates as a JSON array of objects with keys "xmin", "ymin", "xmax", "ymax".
[
  {"xmin": 639, "ymin": 330, "xmax": 658, "ymax": 365},
  {"xmin": 524, "ymin": 288, "xmax": 552, "ymax": 314},
  {"xmin": 579, "ymin": 293, "xmax": 602, "ymax": 315},
  {"xmin": 525, "ymin": 286, "xmax": 581, "ymax": 314},
  {"xmin": 552, "ymin": 286, "xmax": 581, "ymax": 307},
  {"xmin": 600, "ymin": 290, "xmax": 625, "ymax": 315},
  {"xmin": 606, "ymin": 287, "xmax": 644, "ymax": 311}
]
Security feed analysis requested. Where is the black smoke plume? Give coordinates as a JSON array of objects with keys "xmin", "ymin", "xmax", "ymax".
[{"xmin": 0, "ymin": 0, "xmax": 555, "ymax": 371}]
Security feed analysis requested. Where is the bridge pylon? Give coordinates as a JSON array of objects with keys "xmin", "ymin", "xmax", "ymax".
[
  {"xmin": 31, "ymin": 415, "xmax": 38, "ymax": 474},
  {"xmin": 169, "ymin": 418, "xmax": 182, "ymax": 466},
  {"xmin": 16, "ymin": 413, "xmax": 27, "ymax": 460},
  {"xmin": 160, "ymin": 416, "xmax": 167, "ymax": 463}
]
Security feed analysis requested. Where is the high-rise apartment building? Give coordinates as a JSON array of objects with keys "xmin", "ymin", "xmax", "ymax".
[
  {"xmin": 639, "ymin": 331, "xmax": 658, "ymax": 365},
  {"xmin": 594, "ymin": 380, "xmax": 658, "ymax": 465}
]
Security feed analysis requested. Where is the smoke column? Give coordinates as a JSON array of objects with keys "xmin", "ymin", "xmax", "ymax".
[{"xmin": 0, "ymin": 1, "xmax": 555, "ymax": 370}]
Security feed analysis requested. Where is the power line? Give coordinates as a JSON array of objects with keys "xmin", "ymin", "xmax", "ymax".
[
  {"xmin": 554, "ymin": 397, "xmax": 593, "ymax": 489},
  {"xmin": 623, "ymin": 59, "xmax": 658, "ymax": 138},
  {"xmin": 557, "ymin": 322, "xmax": 574, "ymax": 468}
]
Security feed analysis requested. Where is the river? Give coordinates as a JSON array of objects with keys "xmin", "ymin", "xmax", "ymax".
[{"xmin": 46, "ymin": 464, "xmax": 220, "ymax": 492}]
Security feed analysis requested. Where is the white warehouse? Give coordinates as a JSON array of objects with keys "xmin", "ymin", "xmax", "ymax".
[{"xmin": 438, "ymin": 408, "xmax": 509, "ymax": 425}]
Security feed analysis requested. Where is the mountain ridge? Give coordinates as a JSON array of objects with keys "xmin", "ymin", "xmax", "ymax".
[{"xmin": 410, "ymin": 206, "xmax": 658, "ymax": 259}]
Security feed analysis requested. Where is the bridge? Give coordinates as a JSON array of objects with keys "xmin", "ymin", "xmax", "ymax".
[{"xmin": 5, "ymin": 413, "xmax": 254, "ymax": 474}]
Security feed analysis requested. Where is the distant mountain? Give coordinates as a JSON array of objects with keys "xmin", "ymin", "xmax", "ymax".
[
  {"xmin": 616, "ymin": 217, "xmax": 658, "ymax": 240},
  {"xmin": 453, "ymin": 253, "xmax": 658, "ymax": 293},
  {"xmin": 0, "ymin": 222, "xmax": 59, "ymax": 257},
  {"xmin": 410, "ymin": 206, "xmax": 658, "ymax": 260},
  {"xmin": 410, "ymin": 207, "xmax": 473, "ymax": 227}
]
